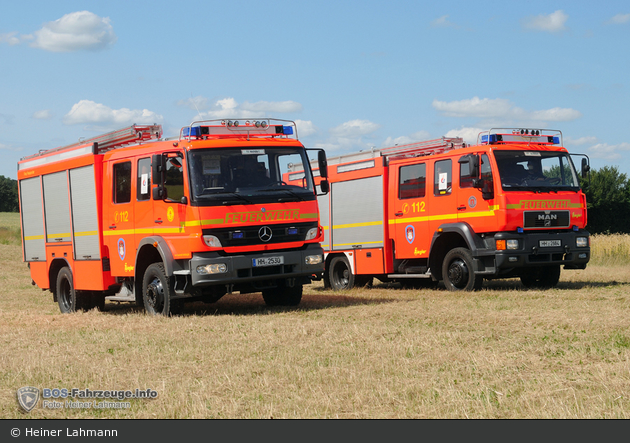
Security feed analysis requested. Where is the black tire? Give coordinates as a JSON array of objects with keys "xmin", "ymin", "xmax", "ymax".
[
  {"xmin": 442, "ymin": 247, "xmax": 483, "ymax": 291},
  {"xmin": 262, "ymin": 283, "xmax": 303, "ymax": 306},
  {"xmin": 57, "ymin": 267, "xmax": 78, "ymax": 314},
  {"xmin": 520, "ymin": 266, "xmax": 561, "ymax": 289},
  {"xmin": 142, "ymin": 263, "xmax": 181, "ymax": 316},
  {"xmin": 328, "ymin": 256, "xmax": 355, "ymax": 290}
]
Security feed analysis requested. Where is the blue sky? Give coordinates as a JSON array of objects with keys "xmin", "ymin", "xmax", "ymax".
[{"xmin": 1, "ymin": 0, "xmax": 629, "ymax": 180}]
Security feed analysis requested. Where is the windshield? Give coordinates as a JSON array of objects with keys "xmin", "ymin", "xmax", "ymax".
[
  {"xmin": 188, "ymin": 147, "xmax": 315, "ymax": 205},
  {"xmin": 494, "ymin": 150, "xmax": 580, "ymax": 192}
]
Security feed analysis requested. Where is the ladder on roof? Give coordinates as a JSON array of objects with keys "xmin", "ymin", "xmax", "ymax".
[
  {"xmin": 21, "ymin": 124, "xmax": 163, "ymax": 161},
  {"xmin": 379, "ymin": 137, "xmax": 465, "ymax": 160}
]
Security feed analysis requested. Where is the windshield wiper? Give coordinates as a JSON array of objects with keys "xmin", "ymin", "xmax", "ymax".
[
  {"xmin": 260, "ymin": 188, "xmax": 306, "ymax": 201},
  {"xmin": 196, "ymin": 191, "xmax": 253, "ymax": 205}
]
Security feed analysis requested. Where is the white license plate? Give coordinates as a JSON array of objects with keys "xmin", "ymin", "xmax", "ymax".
[
  {"xmin": 539, "ymin": 240, "xmax": 561, "ymax": 247},
  {"xmin": 252, "ymin": 256, "xmax": 284, "ymax": 267}
]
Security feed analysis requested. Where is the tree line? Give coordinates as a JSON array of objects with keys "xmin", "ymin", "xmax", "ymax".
[{"xmin": 0, "ymin": 168, "xmax": 629, "ymax": 234}]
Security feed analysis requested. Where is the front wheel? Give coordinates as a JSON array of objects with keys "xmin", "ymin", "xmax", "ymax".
[
  {"xmin": 442, "ymin": 248, "xmax": 483, "ymax": 291},
  {"xmin": 142, "ymin": 263, "xmax": 182, "ymax": 316}
]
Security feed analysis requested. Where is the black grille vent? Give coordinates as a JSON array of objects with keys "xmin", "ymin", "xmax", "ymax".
[
  {"xmin": 524, "ymin": 211, "xmax": 570, "ymax": 229},
  {"xmin": 203, "ymin": 222, "xmax": 318, "ymax": 247}
]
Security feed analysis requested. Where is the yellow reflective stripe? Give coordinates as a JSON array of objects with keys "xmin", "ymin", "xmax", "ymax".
[
  {"xmin": 74, "ymin": 230, "xmax": 98, "ymax": 237},
  {"xmin": 182, "ymin": 219, "xmax": 223, "ymax": 227},
  {"xmin": 332, "ymin": 240, "xmax": 383, "ymax": 247},
  {"xmin": 24, "ymin": 235, "xmax": 45, "ymax": 241},
  {"xmin": 331, "ymin": 221, "xmax": 382, "ymax": 230},
  {"xmin": 103, "ymin": 229, "xmax": 135, "ymax": 236},
  {"xmin": 47, "ymin": 233, "xmax": 71, "ymax": 240},
  {"xmin": 388, "ymin": 207, "xmax": 499, "ymax": 225},
  {"xmin": 300, "ymin": 213, "xmax": 318, "ymax": 219}
]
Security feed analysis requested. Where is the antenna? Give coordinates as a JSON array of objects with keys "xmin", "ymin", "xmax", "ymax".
[{"xmin": 191, "ymin": 93, "xmax": 202, "ymax": 119}]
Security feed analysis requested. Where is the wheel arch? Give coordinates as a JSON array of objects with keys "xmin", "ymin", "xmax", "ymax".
[
  {"xmin": 49, "ymin": 258, "xmax": 71, "ymax": 302},
  {"xmin": 429, "ymin": 222, "xmax": 480, "ymax": 281},
  {"xmin": 134, "ymin": 236, "xmax": 174, "ymax": 302}
]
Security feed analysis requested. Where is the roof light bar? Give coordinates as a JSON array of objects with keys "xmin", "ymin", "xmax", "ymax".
[
  {"xmin": 478, "ymin": 128, "xmax": 562, "ymax": 146},
  {"xmin": 181, "ymin": 118, "xmax": 299, "ymax": 140}
]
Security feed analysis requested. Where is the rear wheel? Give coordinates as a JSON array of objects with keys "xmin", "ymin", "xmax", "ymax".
[
  {"xmin": 329, "ymin": 256, "xmax": 354, "ymax": 290},
  {"xmin": 142, "ymin": 263, "xmax": 182, "ymax": 316},
  {"xmin": 262, "ymin": 282, "xmax": 303, "ymax": 306},
  {"xmin": 442, "ymin": 248, "xmax": 483, "ymax": 291},
  {"xmin": 520, "ymin": 266, "xmax": 561, "ymax": 289},
  {"xmin": 57, "ymin": 267, "xmax": 78, "ymax": 314}
]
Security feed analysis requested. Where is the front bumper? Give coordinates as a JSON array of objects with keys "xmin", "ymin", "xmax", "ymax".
[
  {"xmin": 189, "ymin": 243, "xmax": 324, "ymax": 288},
  {"xmin": 492, "ymin": 230, "xmax": 590, "ymax": 271}
]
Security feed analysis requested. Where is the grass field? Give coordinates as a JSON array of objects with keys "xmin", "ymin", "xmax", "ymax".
[{"xmin": 1, "ymin": 212, "xmax": 629, "ymax": 418}]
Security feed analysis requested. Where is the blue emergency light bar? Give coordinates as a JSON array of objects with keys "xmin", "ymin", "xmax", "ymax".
[
  {"xmin": 479, "ymin": 128, "xmax": 562, "ymax": 146},
  {"xmin": 181, "ymin": 119, "xmax": 298, "ymax": 140}
]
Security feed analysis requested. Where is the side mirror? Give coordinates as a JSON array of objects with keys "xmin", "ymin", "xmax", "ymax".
[
  {"xmin": 152, "ymin": 154, "xmax": 165, "ymax": 200},
  {"xmin": 581, "ymin": 158, "xmax": 590, "ymax": 178},
  {"xmin": 319, "ymin": 179, "xmax": 330, "ymax": 194},
  {"xmin": 318, "ymin": 150, "xmax": 328, "ymax": 179},
  {"xmin": 470, "ymin": 154, "xmax": 480, "ymax": 178}
]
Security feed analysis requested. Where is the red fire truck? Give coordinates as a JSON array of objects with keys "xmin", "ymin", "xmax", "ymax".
[
  {"xmin": 289, "ymin": 128, "xmax": 590, "ymax": 291},
  {"xmin": 18, "ymin": 119, "xmax": 329, "ymax": 315}
]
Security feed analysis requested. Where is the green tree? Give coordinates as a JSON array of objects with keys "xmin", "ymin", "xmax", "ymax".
[
  {"xmin": 581, "ymin": 166, "xmax": 630, "ymax": 234},
  {"xmin": 0, "ymin": 175, "xmax": 18, "ymax": 212}
]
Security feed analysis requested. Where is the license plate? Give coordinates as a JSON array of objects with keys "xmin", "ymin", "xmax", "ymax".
[
  {"xmin": 539, "ymin": 240, "xmax": 561, "ymax": 247},
  {"xmin": 252, "ymin": 256, "xmax": 284, "ymax": 267}
]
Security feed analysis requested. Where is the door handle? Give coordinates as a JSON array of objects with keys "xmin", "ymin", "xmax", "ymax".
[
  {"xmin": 395, "ymin": 212, "xmax": 404, "ymax": 217},
  {"xmin": 155, "ymin": 219, "xmax": 163, "ymax": 224},
  {"xmin": 109, "ymin": 225, "xmax": 117, "ymax": 229},
  {"xmin": 457, "ymin": 206, "xmax": 466, "ymax": 211}
]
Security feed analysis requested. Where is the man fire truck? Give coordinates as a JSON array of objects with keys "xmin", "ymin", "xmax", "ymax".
[
  {"xmin": 18, "ymin": 119, "xmax": 329, "ymax": 315},
  {"xmin": 289, "ymin": 128, "xmax": 590, "ymax": 291}
]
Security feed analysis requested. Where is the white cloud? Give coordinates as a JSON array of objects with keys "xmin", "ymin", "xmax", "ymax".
[
  {"xmin": 294, "ymin": 120, "xmax": 317, "ymax": 137},
  {"xmin": 329, "ymin": 119, "xmax": 380, "ymax": 138},
  {"xmin": 432, "ymin": 97, "xmax": 582, "ymax": 125},
  {"xmin": 195, "ymin": 97, "xmax": 303, "ymax": 120},
  {"xmin": 381, "ymin": 131, "xmax": 431, "ymax": 148},
  {"xmin": 608, "ymin": 13, "xmax": 630, "ymax": 24},
  {"xmin": 29, "ymin": 11, "xmax": 116, "ymax": 52},
  {"xmin": 431, "ymin": 15, "xmax": 457, "ymax": 28},
  {"xmin": 565, "ymin": 136, "xmax": 598, "ymax": 146},
  {"xmin": 444, "ymin": 127, "xmax": 487, "ymax": 146},
  {"xmin": 32, "ymin": 110, "xmax": 53, "ymax": 120},
  {"xmin": 63, "ymin": 100, "xmax": 163, "ymax": 126},
  {"xmin": 0, "ymin": 32, "xmax": 20, "ymax": 45},
  {"xmin": 588, "ymin": 142, "xmax": 630, "ymax": 161},
  {"xmin": 522, "ymin": 10, "xmax": 568, "ymax": 33}
]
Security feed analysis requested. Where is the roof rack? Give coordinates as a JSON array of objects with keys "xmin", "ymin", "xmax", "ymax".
[{"xmin": 20, "ymin": 124, "xmax": 163, "ymax": 162}]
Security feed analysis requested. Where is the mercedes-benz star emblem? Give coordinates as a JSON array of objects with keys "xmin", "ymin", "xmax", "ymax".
[{"xmin": 258, "ymin": 226, "xmax": 273, "ymax": 242}]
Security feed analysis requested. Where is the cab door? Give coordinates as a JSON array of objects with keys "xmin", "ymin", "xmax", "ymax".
[
  {"xmin": 457, "ymin": 153, "xmax": 495, "ymax": 231},
  {"xmin": 134, "ymin": 157, "xmax": 154, "ymax": 247},
  {"xmin": 427, "ymin": 158, "xmax": 458, "ymax": 235},
  {"xmin": 105, "ymin": 160, "xmax": 136, "ymax": 277},
  {"xmin": 390, "ymin": 161, "xmax": 430, "ymax": 259}
]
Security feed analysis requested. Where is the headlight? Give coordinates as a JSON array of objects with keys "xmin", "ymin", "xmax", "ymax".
[
  {"xmin": 576, "ymin": 237, "xmax": 589, "ymax": 247},
  {"xmin": 507, "ymin": 239, "xmax": 519, "ymax": 250},
  {"xmin": 305, "ymin": 255, "xmax": 323, "ymax": 265},
  {"xmin": 203, "ymin": 235, "xmax": 222, "ymax": 248},
  {"xmin": 196, "ymin": 264, "xmax": 227, "ymax": 274},
  {"xmin": 305, "ymin": 227, "xmax": 319, "ymax": 241}
]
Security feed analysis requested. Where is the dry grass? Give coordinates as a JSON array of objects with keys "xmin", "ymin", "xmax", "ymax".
[{"xmin": 1, "ymin": 212, "xmax": 630, "ymax": 418}]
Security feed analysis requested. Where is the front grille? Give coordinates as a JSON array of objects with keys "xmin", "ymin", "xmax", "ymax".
[
  {"xmin": 203, "ymin": 222, "xmax": 317, "ymax": 247},
  {"xmin": 523, "ymin": 211, "xmax": 570, "ymax": 229}
]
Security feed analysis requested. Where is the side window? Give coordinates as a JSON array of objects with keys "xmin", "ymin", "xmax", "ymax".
[
  {"xmin": 113, "ymin": 162, "xmax": 132, "ymax": 204},
  {"xmin": 459, "ymin": 157, "xmax": 473, "ymax": 188},
  {"xmin": 137, "ymin": 157, "xmax": 151, "ymax": 201},
  {"xmin": 399, "ymin": 163, "xmax": 426, "ymax": 199},
  {"xmin": 434, "ymin": 159, "xmax": 452, "ymax": 196},
  {"xmin": 164, "ymin": 156, "xmax": 184, "ymax": 202},
  {"xmin": 480, "ymin": 154, "xmax": 493, "ymax": 183}
]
